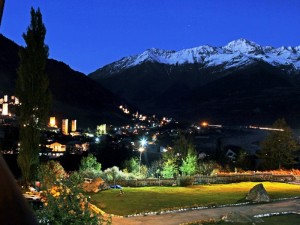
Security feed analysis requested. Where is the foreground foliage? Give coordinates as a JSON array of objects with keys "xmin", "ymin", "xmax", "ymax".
[
  {"xmin": 36, "ymin": 184, "xmax": 101, "ymax": 225},
  {"xmin": 36, "ymin": 161, "xmax": 110, "ymax": 224}
]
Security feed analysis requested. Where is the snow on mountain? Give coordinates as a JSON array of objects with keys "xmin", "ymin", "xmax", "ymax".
[
  {"xmin": 223, "ymin": 39, "xmax": 263, "ymax": 54},
  {"xmin": 103, "ymin": 38, "xmax": 300, "ymax": 73}
]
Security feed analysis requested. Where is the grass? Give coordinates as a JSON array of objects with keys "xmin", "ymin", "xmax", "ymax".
[{"xmin": 90, "ymin": 182, "xmax": 300, "ymax": 216}]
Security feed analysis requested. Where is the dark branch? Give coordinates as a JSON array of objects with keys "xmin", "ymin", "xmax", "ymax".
[{"xmin": 0, "ymin": 0, "xmax": 5, "ymax": 26}]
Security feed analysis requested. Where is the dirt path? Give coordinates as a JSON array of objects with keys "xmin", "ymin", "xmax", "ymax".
[{"xmin": 112, "ymin": 198, "xmax": 300, "ymax": 225}]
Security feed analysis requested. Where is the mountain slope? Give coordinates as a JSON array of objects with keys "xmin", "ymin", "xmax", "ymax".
[
  {"xmin": 0, "ymin": 35, "xmax": 20, "ymax": 95},
  {"xmin": 89, "ymin": 39, "xmax": 300, "ymax": 126},
  {"xmin": 0, "ymin": 34, "xmax": 129, "ymax": 128},
  {"xmin": 90, "ymin": 39, "xmax": 300, "ymax": 76}
]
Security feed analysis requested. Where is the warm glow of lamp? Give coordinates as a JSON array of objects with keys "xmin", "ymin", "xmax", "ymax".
[
  {"xmin": 201, "ymin": 121, "xmax": 208, "ymax": 127},
  {"xmin": 138, "ymin": 147, "xmax": 145, "ymax": 153}
]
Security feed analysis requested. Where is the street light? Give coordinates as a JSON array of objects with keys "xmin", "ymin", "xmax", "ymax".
[
  {"xmin": 140, "ymin": 138, "xmax": 147, "ymax": 148},
  {"xmin": 138, "ymin": 138, "xmax": 147, "ymax": 174},
  {"xmin": 138, "ymin": 147, "xmax": 145, "ymax": 174}
]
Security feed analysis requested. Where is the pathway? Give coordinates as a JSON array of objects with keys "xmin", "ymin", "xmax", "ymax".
[{"xmin": 112, "ymin": 198, "xmax": 300, "ymax": 225}]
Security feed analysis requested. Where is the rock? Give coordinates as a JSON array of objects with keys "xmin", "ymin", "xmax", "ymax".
[
  {"xmin": 246, "ymin": 183, "xmax": 270, "ymax": 202},
  {"xmin": 82, "ymin": 177, "xmax": 106, "ymax": 193}
]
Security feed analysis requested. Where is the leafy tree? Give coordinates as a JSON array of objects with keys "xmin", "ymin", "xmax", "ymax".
[
  {"xmin": 161, "ymin": 134, "xmax": 196, "ymax": 177},
  {"xmin": 258, "ymin": 118, "xmax": 299, "ymax": 169},
  {"xmin": 180, "ymin": 153, "xmax": 198, "ymax": 176},
  {"xmin": 79, "ymin": 154, "xmax": 102, "ymax": 178},
  {"xmin": 198, "ymin": 160, "xmax": 220, "ymax": 176},
  {"xmin": 173, "ymin": 134, "xmax": 195, "ymax": 159},
  {"xmin": 147, "ymin": 160, "xmax": 163, "ymax": 178},
  {"xmin": 16, "ymin": 8, "xmax": 51, "ymax": 184},
  {"xmin": 38, "ymin": 161, "xmax": 67, "ymax": 189},
  {"xmin": 235, "ymin": 150, "xmax": 255, "ymax": 170},
  {"xmin": 139, "ymin": 165, "xmax": 148, "ymax": 178},
  {"xmin": 161, "ymin": 158, "xmax": 177, "ymax": 178},
  {"xmin": 102, "ymin": 166, "xmax": 123, "ymax": 185},
  {"xmin": 123, "ymin": 157, "xmax": 139, "ymax": 174},
  {"xmin": 80, "ymin": 154, "xmax": 101, "ymax": 172}
]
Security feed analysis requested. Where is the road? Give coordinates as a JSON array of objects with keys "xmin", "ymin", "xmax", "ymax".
[{"xmin": 112, "ymin": 198, "xmax": 300, "ymax": 225}]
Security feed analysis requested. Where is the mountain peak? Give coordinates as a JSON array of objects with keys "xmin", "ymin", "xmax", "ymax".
[
  {"xmin": 223, "ymin": 38, "xmax": 262, "ymax": 53},
  {"xmin": 92, "ymin": 39, "xmax": 300, "ymax": 75}
]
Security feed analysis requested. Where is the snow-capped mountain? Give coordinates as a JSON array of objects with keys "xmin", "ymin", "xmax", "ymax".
[
  {"xmin": 98, "ymin": 38, "xmax": 300, "ymax": 75},
  {"xmin": 89, "ymin": 38, "xmax": 300, "ymax": 125}
]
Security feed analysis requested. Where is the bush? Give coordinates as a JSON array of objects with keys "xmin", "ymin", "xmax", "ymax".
[
  {"xmin": 178, "ymin": 176, "xmax": 194, "ymax": 187},
  {"xmin": 38, "ymin": 161, "xmax": 67, "ymax": 189}
]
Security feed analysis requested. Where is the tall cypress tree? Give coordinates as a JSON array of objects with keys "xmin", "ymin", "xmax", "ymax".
[{"xmin": 16, "ymin": 8, "xmax": 51, "ymax": 184}]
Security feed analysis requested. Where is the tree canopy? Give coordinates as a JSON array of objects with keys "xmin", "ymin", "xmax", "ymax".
[
  {"xmin": 258, "ymin": 118, "xmax": 299, "ymax": 169},
  {"xmin": 179, "ymin": 153, "xmax": 198, "ymax": 176}
]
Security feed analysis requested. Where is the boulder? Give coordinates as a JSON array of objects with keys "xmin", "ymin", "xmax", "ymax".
[
  {"xmin": 82, "ymin": 177, "xmax": 106, "ymax": 193},
  {"xmin": 246, "ymin": 183, "xmax": 270, "ymax": 202}
]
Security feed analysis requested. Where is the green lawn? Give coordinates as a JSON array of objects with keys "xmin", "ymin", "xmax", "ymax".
[{"xmin": 90, "ymin": 182, "xmax": 300, "ymax": 216}]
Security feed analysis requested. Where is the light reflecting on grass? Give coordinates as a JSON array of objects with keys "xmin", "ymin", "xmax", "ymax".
[{"xmin": 90, "ymin": 182, "xmax": 300, "ymax": 216}]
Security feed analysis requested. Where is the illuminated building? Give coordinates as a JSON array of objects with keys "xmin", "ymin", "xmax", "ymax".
[
  {"xmin": 2, "ymin": 103, "xmax": 8, "ymax": 116},
  {"xmin": 14, "ymin": 96, "xmax": 19, "ymax": 105},
  {"xmin": 71, "ymin": 120, "xmax": 77, "ymax": 132},
  {"xmin": 46, "ymin": 142, "xmax": 66, "ymax": 152},
  {"xmin": 96, "ymin": 124, "xmax": 107, "ymax": 135},
  {"xmin": 62, "ymin": 119, "xmax": 69, "ymax": 135},
  {"xmin": 49, "ymin": 117, "xmax": 56, "ymax": 127},
  {"xmin": 1, "ymin": 94, "xmax": 8, "ymax": 116}
]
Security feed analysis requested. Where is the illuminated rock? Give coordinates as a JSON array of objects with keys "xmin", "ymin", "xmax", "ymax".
[
  {"xmin": 246, "ymin": 183, "xmax": 270, "ymax": 202},
  {"xmin": 82, "ymin": 177, "xmax": 106, "ymax": 193}
]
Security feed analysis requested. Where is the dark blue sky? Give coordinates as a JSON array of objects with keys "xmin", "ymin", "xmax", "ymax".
[{"xmin": 2, "ymin": 0, "xmax": 300, "ymax": 74}]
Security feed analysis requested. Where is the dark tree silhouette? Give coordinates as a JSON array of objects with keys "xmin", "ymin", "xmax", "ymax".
[
  {"xmin": 16, "ymin": 8, "xmax": 51, "ymax": 184},
  {"xmin": 258, "ymin": 118, "xmax": 299, "ymax": 170}
]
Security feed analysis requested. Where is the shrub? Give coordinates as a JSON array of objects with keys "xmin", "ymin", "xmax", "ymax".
[{"xmin": 178, "ymin": 176, "xmax": 194, "ymax": 187}]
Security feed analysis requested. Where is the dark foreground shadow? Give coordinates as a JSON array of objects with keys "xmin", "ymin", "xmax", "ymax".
[{"xmin": 0, "ymin": 154, "xmax": 38, "ymax": 225}]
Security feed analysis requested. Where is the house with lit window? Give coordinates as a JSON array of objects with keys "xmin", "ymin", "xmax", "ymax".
[
  {"xmin": 44, "ymin": 142, "xmax": 67, "ymax": 158},
  {"xmin": 46, "ymin": 142, "xmax": 66, "ymax": 152}
]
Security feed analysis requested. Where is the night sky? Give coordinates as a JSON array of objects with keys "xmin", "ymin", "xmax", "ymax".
[{"xmin": 1, "ymin": 0, "xmax": 300, "ymax": 74}]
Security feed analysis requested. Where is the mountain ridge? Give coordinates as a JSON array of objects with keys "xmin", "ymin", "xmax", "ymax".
[
  {"xmin": 89, "ymin": 39, "xmax": 300, "ymax": 126},
  {"xmin": 0, "ymin": 34, "xmax": 130, "ymax": 128},
  {"xmin": 90, "ymin": 38, "xmax": 300, "ymax": 78}
]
